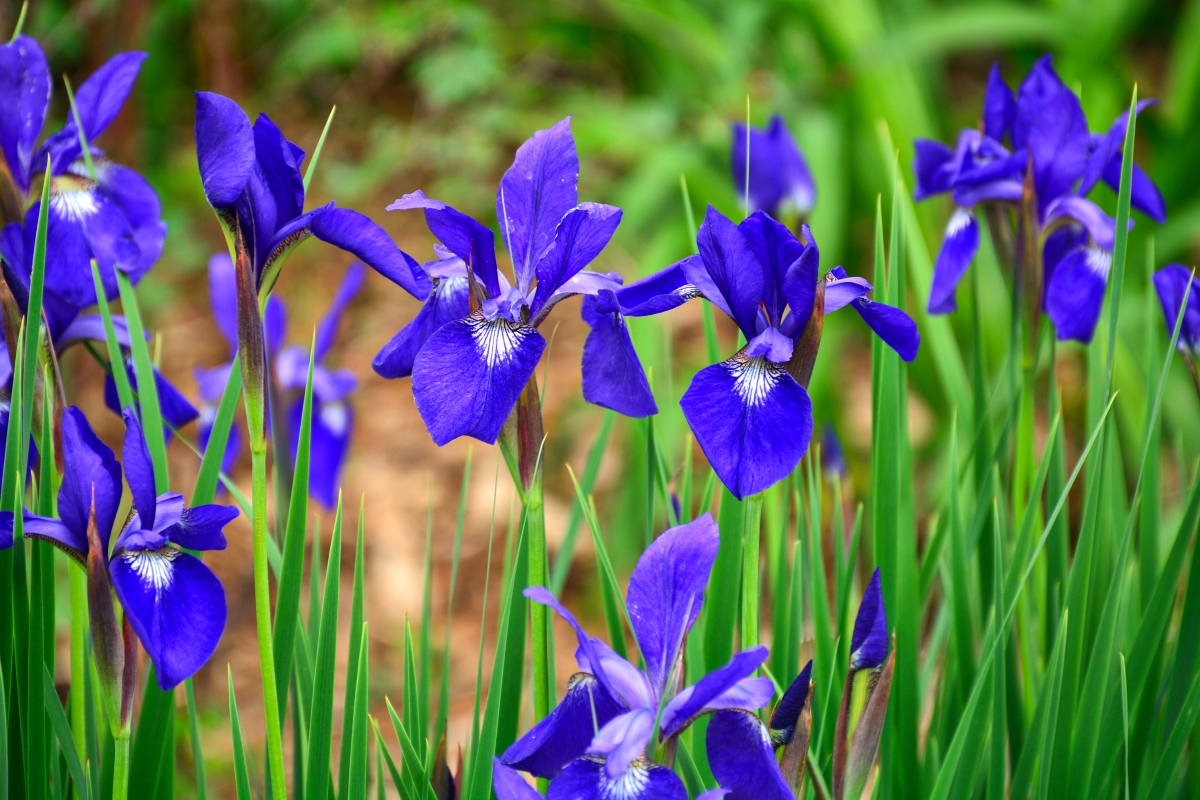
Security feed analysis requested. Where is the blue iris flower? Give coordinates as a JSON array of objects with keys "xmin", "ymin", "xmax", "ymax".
[
  {"xmin": 0, "ymin": 406, "xmax": 238, "ymax": 690},
  {"xmin": 375, "ymin": 117, "xmax": 655, "ymax": 446},
  {"xmin": 0, "ymin": 37, "xmax": 166, "ymax": 306},
  {"xmin": 732, "ymin": 115, "xmax": 815, "ymax": 220},
  {"xmin": 1152, "ymin": 264, "xmax": 1200, "ymax": 396},
  {"xmin": 607, "ymin": 207, "xmax": 917, "ymax": 499},
  {"xmin": 495, "ymin": 514, "xmax": 775, "ymax": 800},
  {"xmin": 914, "ymin": 56, "xmax": 1166, "ymax": 343}
]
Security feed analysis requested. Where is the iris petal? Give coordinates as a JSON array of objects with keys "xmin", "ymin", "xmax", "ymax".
[
  {"xmin": 618, "ymin": 258, "xmax": 702, "ymax": 317},
  {"xmin": 659, "ymin": 646, "xmax": 769, "ymax": 738},
  {"xmin": 310, "ymin": 208, "xmax": 431, "ymax": 301},
  {"xmin": 850, "ymin": 568, "xmax": 889, "ymax": 670},
  {"xmin": 706, "ymin": 710, "xmax": 792, "ymax": 800},
  {"xmin": 59, "ymin": 407, "xmax": 123, "ymax": 554},
  {"xmin": 983, "ymin": 63, "xmax": 1015, "ymax": 142},
  {"xmin": 503, "ymin": 672, "xmax": 625, "ymax": 779},
  {"xmin": 121, "ymin": 408, "xmax": 160, "ymax": 528},
  {"xmin": 580, "ymin": 291, "xmax": 657, "ymax": 417},
  {"xmin": 374, "ymin": 276, "xmax": 470, "ymax": 380},
  {"xmin": 388, "ymin": 191, "xmax": 499, "ymax": 298},
  {"xmin": 531, "ymin": 203, "xmax": 622, "ymax": 313},
  {"xmin": 0, "ymin": 36, "xmax": 50, "ymax": 191},
  {"xmin": 194, "ymin": 91, "xmax": 255, "ymax": 210},
  {"xmin": 39, "ymin": 52, "xmax": 147, "ymax": 172},
  {"xmin": 928, "ymin": 208, "xmax": 979, "ymax": 314},
  {"xmin": 1152, "ymin": 264, "xmax": 1200, "ymax": 352},
  {"xmin": 547, "ymin": 757, "xmax": 686, "ymax": 800},
  {"xmin": 166, "ymin": 504, "xmax": 238, "ymax": 552},
  {"xmin": 1044, "ymin": 244, "xmax": 1111, "ymax": 344},
  {"xmin": 493, "ymin": 760, "xmax": 545, "ymax": 800},
  {"xmin": 696, "ymin": 206, "xmax": 764, "ymax": 338},
  {"xmin": 588, "ymin": 709, "xmax": 655, "ymax": 781},
  {"xmin": 739, "ymin": 211, "xmax": 806, "ymax": 323},
  {"xmin": 852, "ymin": 300, "xmax": 920, "ymax": 363}
]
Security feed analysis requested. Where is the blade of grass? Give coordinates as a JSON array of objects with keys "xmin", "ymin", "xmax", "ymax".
[
  {"xmin": 115, "ymin": 271, "xmax": 168, "ymax": 491},
  {"xmin": 228, "ymin": 669, "xmax": 253, "ymax": 800},
  {"xmin": 192, "ymin": 358, "xmax": 242, "ymax": 504},
  {"xmin": 185, "ymin": 680, "xmax": 207, "ymax": 800},
  {"xmin": 551, "ymin": 411, "xmax": 615, "ymax": 594},
  {"xmin": 303, "ymin": 106, "xmax": 337, "ymax": 193},
  {"xmin": 437, "ymin": 451, "xmax": 472, "ymax": 746},
  {"xmin": 337, "ymin": 504, "xmax": 367, "ymax": 799},
  {"xmin": 679, "ymin": 175, "xmax": 719, "ymax": 364},
  {"xmin": 565, "ymin": 466, "xmax": 629, "ymax": 658},
  {"xmin": 43, "ymin": 666, "xmax": 87, "ymax": 800},
  {"xmin": 347, "ymin": 625, "xmax": 370, "ymax": 800},
  {"xmin": 305, "ymin": 498, "xmax": 345, "ymax": 800},
  {"xmin": 372, "ymin": 717, "xmax": 409, "ymax": 800}
]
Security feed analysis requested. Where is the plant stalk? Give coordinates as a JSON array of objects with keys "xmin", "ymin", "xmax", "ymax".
[
  {"xmin": 69, "ymin": 563, "xmax": 87, "ymax": 776},
  {"xmin": 112, "ymin": 729, "xmax": 131, "ymax": 800},
  {"xmin": 741, "ymin": 492, "xmax": 765, "ymax": 650}
]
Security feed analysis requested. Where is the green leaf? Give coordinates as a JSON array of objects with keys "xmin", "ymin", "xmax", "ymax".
[
  {"xmin": 128, "ymin": 671, "xmax": 175, "ymax": 799},
  {"xmin": 116, "ymin": 271, "xmax": 169, "ymax": 493},
  {"xmin": 1036, "ymin": 611, "xmax": 1069, "ymax": 800},
  {"xmin": 305, "ymin": 498, "xmax": 345, "ymax": 800},
  {"xmin": 551, "ymin": 411, "xmax": 615, "ymax": 594},
  {"xmin": 43, "ymin": 665, "xmax": 88, "ymax": 800},
  {"xmin": 373, "ymin": 716, "xmax": 409, "ymax": 800},
  {"xmin": 185, "ymin": 679, "xmax": 208, "ymax": 800},
  {"xmin": 347, "ymin": 625, "xmax": 370, "ymax": 800},
  {"xmin": 703, "ymin": 488, "xmax": 743, "ymax": 675},
  {"xmin": 437, "ymin": 451, "xmax": 472, "ymax": 745},
  {"xmin": 337, "ymin": 503, "xmax": 367, "ymax": 799},
  {"xmin": 1135, "ymin": 669, "xmax": 1200, "ymax": 800},
  {"xmin": 304, "ymin": 106, "xmax": 337, "ymax": 193},
  {"xmin": 192, "ymin": 356, "xmax": 242, "ymax": 505},
  {"xmin": 566, "ymin": 466, "xmax": 630, "ymax": 659},
  {"xmin": 228, "ymin": 668, "xmax": 254, "ymax": 800}
]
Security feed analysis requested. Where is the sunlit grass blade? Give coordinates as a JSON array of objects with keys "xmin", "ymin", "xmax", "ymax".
[
  {"xmin": 551, "ymin": 411, "xmax": 615, "ymax": 594},
  {"xmin": 305, "ymin": 497, "xmax": 345, "ymax": 800},
  {"xmin": 1135, "ymin": 670, "xmax": 1200, "ymax": 800},
  {"xmin": 228, "ymin": 669, "xmax": 253, "ymax": 800},
  {"xmin": 115, "ymin": 271, "xmax": 169, "ymax": 491},
  {"xmin": 337, "ymin": 503, "xmax": 367, "ymax": 799},
  {"xmin": 43, "ymin": 665, "xmax": 88, "ymax": 800},
  {"xmin": 347, "ymin": 625, "xmax": 370, "ymax": 800},
  {"xmin": 185, "ymin": 679, "xmax": 208, "ymax": 800},
  {"xmin": 303, "ymin": 106, "xmax": 337, "ymax": 193},
  {"xmin": 372, "ymin": 717, "xmax": 409, "ymax": 800},
  {"xmin": 89, "ymin": 262, "xmax": 135, "ymax": 418},
  {"xmin": 704, "ymin": 488, "xmax": 743, "ymax": 675}
]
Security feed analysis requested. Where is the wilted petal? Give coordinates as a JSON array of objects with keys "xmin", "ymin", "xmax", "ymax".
[
  {"xmin": 580, "ymin": 290, "xmax": 656, "ymax": 417},
  {"xmin": 927, "ymin": 208, "xmax": 979, "ymax": 314},
  {"xmin": 983, "ymin": 63, "xmax": 1015, "ymax": 142},
  {"xmin": 411, "ymin": 314, "xmax": 545, "ymax": 445},
  {"xmin": 59, "ymin": 407, "xmax": 123, "ymax": 554},
  {"xmin": 697, "ymin": 206, "xmax": 765, "ymax": 338},
  {"xmin": 660, "ymin": 646, "xmax": 768, "ymax": 738},
  {"xmin": 531, "ymin": 203, "xmax": 622, "ymax": 312},
  {"xmin": 503, "ymin": 672, "xmax": 625, "ymax": 779},
  {"xmin": 547, "ymin": 756, "xmax": 686, "ymax": 800},
  {"xmin": 706, "ymin": 711, "xmax": 792, "ymax": 800},
  {"xmin": 680, "ymin": 357, "xmax": 813, "ymax": 499},
  {"xmin": 0, "ymin": 35, "xmax": 50, "ymax": 191},
  {"xmin": 310, "ymin": 207, "xmax": 431, "ymax": 300},
  {"xmin": 110, "ymin": 547, "xmax": 226, "ymax": 690},
  {"xmin": 1044, "ymin": 243, "xmax": 1111, "ymax": 344},
  {"xmin": 194, "ymin": 91, "xmax": 254, "ymax": 210},
  {"xmin": 493, "ymin": 760, "xmax": 545, "ymax": 800},
  {"xmin": 850, "ymin": 568, "xmax": 889, "ymax": 670}
]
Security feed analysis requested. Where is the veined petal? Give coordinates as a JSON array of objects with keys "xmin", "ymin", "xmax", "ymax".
[
  {"xmin": 0, "ymin": 36, "xmax": 50, "ymax": 191},
  {"xmin": 697, "ymin": 205, "xmax": 765, "ymax": 338},
  {"xmin": 315, "ymin": 262, "xmax": 365, "ymax": 360},
  {"xmin": 850, "ymin": 568, "xmax": 889, "ymax": 670},
  {"xmin": 852, "ymin": 299, "xmax": 920, "ymax": 362},
  {"xmin": 40, "ymin": 52, "xmax": 147, "ymax": 171},
  {"xmin": 252, "ymin": 114, "xmax": 305, "ymax": 223},
  {"xmin": 626, "ymin": 513, "xmax": 720, "ymax": 698},
  {"xmin": 580, "ymin": 291, "xmax": 656, "ymax": 417},
  {"xmin": 194, "ymin": 91, "xmax": 254, "ymax": 210},
  {"xmin": 928, "ymin": 208, "xmax": 979, "ymax": 314},
  {"xmin": 166, "ymin": 504, "xmax": 238, "ymax": 552},
  {"xmin": 498, "ymin": 117, "xmax": 579, "ymax": 289},
  {"xmin": 110, "ymin": 548, "xmax": 226, "ymax": 690},
  {"xmin": 494, "ymin": 760, "xmax": 545, "ymax": 800},
  {"xmin": 587, "ymin": 709, "xmax": 655, "ymax": 781},
  {"xmin": 310, "ymin": 207, "xmax": 431, "ymax": 300},
  {"xmin": 208, "ymin": 253, "xmax": 239, "ymax": 348},
  {"xmin": 388, "ymin": 191, "xmax": 498, "ymax": 298},
  {"xmin": 374, "ymin": 277, "xmax": 470, "ymax": 380},
  {"xmin": 660, "ymin": 646, "xmax": 768, "ymax": 738},
  {"xmin": 502, "ymin": 672, "xmax": 625, "ymax": 779},
  {"xmin": 121, "ymin": 408, "xmax": 159, "ymax": 528},
  {"xmin": 531, "ymin": 203, "xmax": 622, "ymax": 312},
  {"xmin": 680, "ymin": 357, "xmax": 813, "ymax": 499},
  {"xmin": 617, "ymin": 258, "xmax": 702, "ymax": 317},
  {"xmin": 984, "ymin": 63, "xmax": 1015, "ymax": 142},
  {"xmin": 59, "ymin": 407, "xmax": 122, "ymax": 555},
  {"xmin": 412, "ymin": 314, "xmax": 545, "ymax": 445},
  {"xmin": 706, "ymin": 711, "xmax": 792, "ymax": 800},
  {"xmin": 547, "ymin": 757, "xmax": 686, "ymax": 800},
  {"xmin": 1044, "ymin": 243, "xmax": 1111, "ymax": 344}
]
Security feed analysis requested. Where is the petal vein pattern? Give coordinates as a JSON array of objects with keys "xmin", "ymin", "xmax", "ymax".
[
  {"xmin": 731, "ymin": 356, "xmax": 782, "ymax": 407},
  {"xmin": 474, "ymin": 315, "xmax": 528, "ymax": 366},
  {"xmin": 122, "ymin": 547, "xmax": 181, "ymax": 595}
]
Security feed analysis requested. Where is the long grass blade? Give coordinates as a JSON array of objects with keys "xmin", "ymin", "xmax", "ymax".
[
  {"xmin": 228, "ymin": 669, "xmax": 254, "ymax": 800},
  {"xmin": 305, "ymin": 498, "xmax": 345, "ymax": 800}
]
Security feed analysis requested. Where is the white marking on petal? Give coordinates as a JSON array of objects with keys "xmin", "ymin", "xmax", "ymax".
[
  {"xmin": 320, "ymin": 401, "xmax": 349, "ymax": 435},
  {"xmin": 728, "ymin": 355, "xmax": 783, "ymax": 408},
  {"xmin": 51, "ymin": 185, "xmax": 99, "ymax": 221},
  {"xmin": 470, "ymin": 315, "xmax": 530, "ymax": 367},
  {"xmin": 673, "ymin": 283, "xmax": 701, "ymax": 299},
  {"xmin": 122, "ymin": 547, "xmax": 181, "ymax": 596},
  {"xmin": 947, "ymin": 207, "xmax": 973, "ymax": 237},
  {"xmin": 603, "ymin": 760, "xmax": 651, "ymax": 800},
  {"xmin": 1086, "ymin": 245, "xmax": 1113, "ymax": 279}
]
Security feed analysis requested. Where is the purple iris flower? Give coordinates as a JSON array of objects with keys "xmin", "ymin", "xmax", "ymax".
[
  {"xmin": 497, "ymin": 514, "xmax": 775, "ymax": 800},
  {"xmin": 732, "ymin": 115, "xmax": 815, "ymax": 220},
  {"xmin": 914, "ymin": 56, "xmax": 1166, "ymax": 343},
  {"xmin": 376, "ymin": 117, "xmax": 653, "ymax": 445},
  {"xmin": 610, "ymin": 208, "xmax": 917, "ymax": 499},
  {"xmin": 193, "ymin": 92, "xmax": 429, "ymax": 303},
  {"xmin": 1152, "ymin": 264, "xmax": 1200, "ymax": 395},
  {"xmin": 0, "ymin": 406, "xmax": 237, "ymax": 690},
  {"xmin": 849, "ymin": 567, "xmax": 888, "ymax": 670},
  {"xmin": 0, "ymin": 36, "xmax": 166, "ymax": 306},
  {"xmin": 195, "ymin": 253, "xmax": 287, "ymax": 474},
  {"xmin": 275, "ymin": 263, "xmax": 363, "ymax": 508}
]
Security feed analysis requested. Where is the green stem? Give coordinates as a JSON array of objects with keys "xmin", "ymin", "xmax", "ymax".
[
  {"xmin": 251, "ymin": 442, "xmax": 288, "ymax": 800},
  {"xmin": 527, "ymin": 479, "xmax": 551, "ymax": 721},
  {"xmin": 69, "ymin": 563, "xmax": 86, "ymax": 783},
  {"xmin": 112, "ymin": 729, "xmax": 131, "ymax": 800},
  {"xmin": 741, "ymin": 493, "xmax": 765, "ymax": 651}
]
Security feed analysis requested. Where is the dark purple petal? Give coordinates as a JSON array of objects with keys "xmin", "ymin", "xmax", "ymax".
[
  {"xmin": 928, "ymin": 208, "xmax": 979, "ymax": 314},
  {"xmin": 411, "ymin": 315, "xmax": 545, "ymax": 445},
  {"xmin": 1044, "ymin": 195, "xmax": 1117, "ymax": 249},
  {"xmin": 208, "ymin": 253, "xmax": 239, "ymax": 348},
  {"xmin": 660, "ymin": 646, "xmax": 769, "ymax": 738},
  {"xmin": 0, "ymin": 36, "xmax": 50, "ymax": 191},
  {"xmin": 770, "ymin": 659, "xmax": 813, "ymax": 744},
  {"xmin": 822, "ymin": 275, "xmax": 871, "ymax": 314},
  {"xmin": 1042, "ymin": 225, "xmax": 1085, "ymax": 289},
  {"xmin": 1029, "ymin": 86, "xmax": 1089, "ymax": 212},
  {"xmin": 265, "ymin": 295, "xmax": 286, "ymax": 356},
  {"xmin": 950, "ymin": 178, "xmax": 1024, "ymax": 207},
  {"xmin": 617, "ymin": 259, "xmax": 699, "ymax": 317},
  {"xmin": 587, "ymin": 709, "xmax": 655, "ymax": 780},
  {"xmin": 493, "ymin": 760, "xmax": 545, "ymax": 800},
  {"xmin": 780, "ymin": 229, "xmax": 819, "ymax": 330},
  {"xmin": 531, "ymin": 203, "xmax": 622, "ymax": 313},
  {"xmin": 696, "ymin": 205, "xmax": 765, "ymax": 338},
  {"xmin": 852, "ymin": 300, "xmax": 920, "ymax": 362},
  {"xmin": 626, "ymin": 513, "xmax": 720, "ymax": 697},
  {"xmin": 497, "ymin": 117, "xmax": 579, "ymax": 289},
  {"xmin": 252, "ymin": 114, "xmax": 305, "ymax": 223},
  {"xmin": 166, "ymin": 504, "xmax": 237, "ymax": 551},
  {"xmin": 33, "ymin": 192, "xmax": 127, "ymax": 307},
  {"xmin": 912, "ymin": 139, "xmax": 955, "ymax": 201},
  {"xmin": 109, "ymin": 548, "xmax": 226, "ymax": 690},
  {"xmin": 373, "ymin": 277, "xmax": 469, "ymax": 380},
  {"xmin": 197, "ymin": 397, "xmax": 241, "ymax": 475},
  {"xmin": 1081, "ymin": 101, "xmax": 1166, "ymax": 222},
  {"xmin": 1102, "ymin": 158, "xmax": 1166, "ymax": 223},
  {"xmin": 983, "ymin": 63, "xmax": 1015, "ymax": 142},
  {"xmin": 732, "ymin": 115, "xmax": 814, "ymax": 217},
  {"xmin": 121, "ymin": 408, "xmax": 159, "ymax": 528},
  {"xmin": 309, "ymin": 207, "xmax": 431, "ymax": 300},
  {"xmin": 547, "ymin": 757, "xmax": 686, "ymax": 800},
  {"xmin": 16, "ymin": 513, "xmax": 87, "ymax": 561},
  {"xmin": 502, "ymin": 672, "xmax": 625, "ymax": 779},
  {"xmin": 59, "ymin": 406, "xmax": 122, "ymax": 554},
  {"xmin": 706, "ymin": 711, "xmax": 792, "ymax": 800},
  {"xmin": 104, "ymin": 364, "xmax": 199, "ymax": 439},
  {"xmin": 850, "ymin": 567, "xmax": 889, "ymax": 670},
  {"xmin": 1153, "ymin": 264, "xmax": 1200, "ymax": 351},
  {"xmin": 194, "ymin": 91, "xmax": 254, "ymax": 210},
  {"xmin": 388, "ymin": 191, "xmax": 497, "ymax": 298},
  {"xmin": 680, "ymin": 254, "xmax": 735, "ymax": 321},
  {"xmin": 40, "ymin": 52, "xmax": 146, "ymax": 172},
  {"xmin": 96, "ymin": 162, "xmax": 166, "ymax": 283},
  {"xmin": 1012, "ymin": 54, "xmax": 1066, "ymax": 150},
  {"xmin": 314, "ymin": 262, "xmax": 365, "ymax": 360},
  {"xmin": 680, "ymin": 357, "xmax": 813, "ymax": 499},
  {"xmin": 739, "ymin": 211, "xmax": 806, "ymax": 323},
  {"xmin": 580, "ymin": 291, "xmax": 657, "ymax": 417},
  {"xmin": 1044, "ymin": 244, "xmax": 1111, "ymax": 344}
]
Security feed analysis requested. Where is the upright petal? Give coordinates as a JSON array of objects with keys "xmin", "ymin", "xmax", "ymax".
[
  {"xmin": 40, "ymin": 52, "xmax": 147, "ymax": 171},
  {"xmin": 531, "ymin": 203, "xmax": 622, "ymax": 312},
  {"xmin": 121, "ymin": 408, "xmax": 159, "ymax": 529},
  {"xmin": 310, "ymin": 207, "xmax": 431, "ymax": 300},
  {"xmin": 373, "ymin": 276, "xmax": 470, "ymax": 380},
  {"xmin": 626, "ymin": 513, "xmax": 720, "ymax": 697},
  {"xmin": 388, "ymin": 191, "xmax": 498, "ymax": 298},
  {"xmin": 0, "ymin": 35, "xmax": 50, "ymax": 191},
  {"xmin": 732, "ymin": 115, "xmax": 814, "ymax": 217},
  {"xmin": 1028, "ymin": 84, "xmax": 1089, "ymax": 210},
  {"xmin": 983, "ymin": 63, "xmax": 1015, "ymax": 143},
  {"xmin": 580, "ymin": 290, "xmax": 657, "ymax": 417},
  {"xmin": 780, "ymin": 231, "xmax": 819, "ymax": 329},
  {"xmin": 660, "ymin": 646, "xmax": 769, "ymax": 738},
  {"xmin": 15, "ymin": 514, "xmax": 88, "ymax": 562},
  {"xmin": 59, "ymin": 407, "xmax": 122, "ymax": 553},
  {"xmin": 912, "ymin": 139, "xmax": 956, "ymax": 201},
  {"xmin": 928, "ymin": 208, "xmax": 979, "ymax": 314},
  {"xmin": 547, "ymin": 757, "xmax": 686, "ymax": 800},
  {"xmin": 770, "ymin": 660, "xmax": 813, "ymax": 745},
  {"xmin": 852, "ymin": 300, "xmax": 920, "ymax": 362},
  {"xmin": 1153, "ymin": 264, "xmax": 1200, "ymax": 352},
  {"xmin": 498, "ymin": 117, "xmax": 579, "ymax": 289},
  {"xmin": 494, "ymin": 760, "xmax": 545, "ymax": 800},
  {"xmin": 252, "ymin": 114, "xmax": 305, "ymax": 224},
  {"xmin": 696, "ymin": 205, "xmax": 765, "ymax": 338},
  {"xmin": 680, "ymin": 357, "xmax": 813, "ymax": 499},
  {"xmin": 411, "ymin": 314, "xmax": 546, "ymax": 445},
  {"xmin": 739, "ymin": 211, "xmax": 806, "ymax": 323},
  {"xmin": 194, "ymin": 91, "xmax": 254, "ymax": 210},
  {"xmin": 109, "ymin": 548, "xmax": 226, "ymax": 690},
  {"xmin": 502, "ymin": 672, "xmax": 625, "ymax": 779},
  {"xmin": 208, "ymin": 253, "xmax": 239, "ymax": 348},
  {"xmin": 706, "ymin": 711, "xmax": 793, "ymax": 800},
  {"xmin": 850, "ymin": 568, "xmax": 889, "ymax": 670},
  {"xmin": 1044, "ymin": 243, "xmax": 1111, "ymax": 343},
  {"xmin": 1011, "ymin": 54, "xmax": 1067, "ymax": 151}
]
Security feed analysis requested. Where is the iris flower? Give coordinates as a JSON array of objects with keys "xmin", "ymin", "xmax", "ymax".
[
  {"xmin": 1152, "ymin": 264, "xmax": 1200, "ymax": 396},
  {"xmin": 0, "ymin": 36, "xmax": 165, "ymax": 306},
  {"xmin": 609, "ymin": 207, "xmax": 917, "ymax": 499},
  {"xmin": 914, "ymin": 56, "xmax": 1165, "ymax": 342},
  {"xmin": 375, "ymin": 117, "xmax": 655, "ymax": 446},
  {"xmin": 496, "ymin": 514, "xmax": 775, "ymax": 800},
  {"xmin": 732, "ymin": 115, "xmax": 815, "ymax": 221},
  {"xmin": 0, "ymin": 406, "xmax": 237, "ymax": 690},
  {"xmin": 275, "ymin": 262, "xmax": 364, "ymax": 508}
]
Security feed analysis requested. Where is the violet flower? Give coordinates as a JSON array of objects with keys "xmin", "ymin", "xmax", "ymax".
[
  {"xmin": 497, "ymin": 514, "xmax": 774, "ymax": 800},
  {"xmin": 732, "ymin": 115, "xmax": 815, "ymax": 221},
  {"xmin": 914, "ymin": 56, "xmax": 1165, "ymax": 343},
  {"xmin": 609, "ymin": 208, "xmax": 917, "ymax": 498},
  {"xmin": 1152, "ymin": 264, "xmax": 1200, "ymax": 396},
  {"xmin": 376, "ymin": 117, "xmax": 653, "ymax": 446}
]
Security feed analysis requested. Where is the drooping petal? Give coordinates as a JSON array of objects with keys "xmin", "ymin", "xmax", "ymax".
[
  {"xmin": 822, "ymin": 274, "xmax": 871, "ymax": 314},
  {"xmin": 104, "ymin": 364, "xmax": 199, "ymax": 438},
  {"xmin": 706, "ymin": 711, "xmax": 792, "ymax": 800},
  {"xmin": 580, "ymin": 290, "xmax": 656, "ymax": 417},
  {"xmin": 770, "ymin": 659, "xmax": 813, "ymax": 745},
  {"xmin": 165, "ymin": 504, "xmax": 237, "ymax": 552},
  {"xmin": 852, "ymin": 300, "xmax": 920, "ymax": 363},
  {"xmin": 121, "ymin": 408, "xmax": 159, "ymax": 528},
  {"xmin": 1153, "ymin": 264, "xmax": 1200, "ymax": 352},
  {"xmin": 680, "ymin": 357, "xmax": 813, "ymax": 499},
  {"xmin": 109, "ymin": 548, "xmax": 226, "ymax": 690},
  {"xmin": 388, "ymin": 191, "xmax": 497, "ymax": 298},
  {"xmin": 660, "ymin": 646, "xmax": 768, "ymax": 738},
  {"xmin": 617, "ymin": 257, "xmax": 703, "ymax": 317},
  {"xmin": 493, "ymin": 760, "xmax": 545, "ymax": 800},
  {"xmin": 547, "ymin": 757, "xmax": 686, "ymax": 800},
  {"xmin": 208, "ymin": 253, "xmax": 239, "ymax": 348},
  {"xmin": 55, "ymin": 313, "xmax": 134, "ymax": 351},
  {"xmin": 10, "ymin": 513, "xmax": 88, "ymax": 562},
  {"xmin": 928, "ymin": 208, "xmax": 979, "ymax": 314},
  {"xmin": 850, "ymin": 567, "xmax": 889, "ymax": 670},
  {"xmin": 502, "ymin": 672, "xmax": 625, "ymax": 779},
  {"xmin": 0, "ymin": 35, "xmax": 50, "ymax": 191},
  {"xmin": 696, "ymin": 206, "xmax": 765, "ymax": 338},
  {"xmin": 373, "ymin": 277, "xmax": 470, "ymax": 380},
  {"xmin": 309, "ymin": 207, "xmax": 431, "ymax": 300},
  {"xmin": 59, "ymin": 407, "xmax": 123, "ymax": 554},
  {"xmin": 498, "ymin": 117, "xmax": 579, "ymax": 290},
  {"xmin": 626, "ymin": 513, "xmax": 720, "ymax": 697},
  {"xmin": 739, "ymin": 211, "xmax": 806, "ymax": 323},
  {"xmin": 531, "ymin": 203, "xmax": 622, "ymax": 312},
  {"xmin": 983, "ymin": 63, "xmax": 1015, "ymax": 142},
  {"xmin": 587, "ymin": 709, "xmax": 655, "ymax": 781},
  {"xmin": 39, "ymin": 52, "xmax": 147, "ymax": 172},
  {"xmin": 1102, "ymin": 158, "xmax": 1166, "ymax": 223},
  {"xmin": 1044, "ymin": 243, "xmax": 1111, "ymax": 344},
  {"xmin": 411, "ymin": 314, "xmax": 546, "ymax": 445},
  {"xmin": 314, "ymin": 262, "xmax": 365, "ymax": 360},
  {"xmin": 194, "ymin": 91, "xmax": 254, "ymax": 210}
]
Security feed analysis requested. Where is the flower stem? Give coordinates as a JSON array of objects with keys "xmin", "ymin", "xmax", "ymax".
[
  {"xmin": 111, "ymin": 729, "xmax": 131, "ymax": 800},
  {"xmin": 527, "ymin": 479, "xmax": 551, "ymax": 720},
  {"xmin": 69, "ymin": 563, "xmax": 87, "ymax": 773},
  {"xmin": 740, "ymin": 492, "xmax": 765, "ymax": 651}
]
